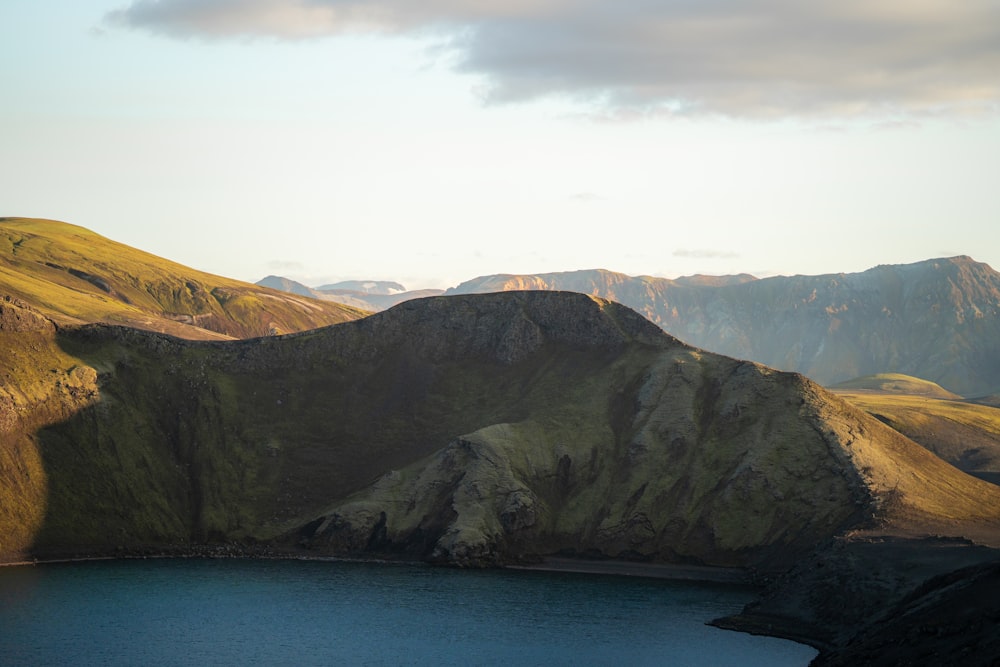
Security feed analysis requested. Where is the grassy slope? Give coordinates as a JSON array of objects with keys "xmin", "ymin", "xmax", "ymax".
[
  {"xmin": 833, "ymin": 389, "xmax": 1000, "ymax": 484},
  {"xmin": 0, "ymin": 217, "xmax": 367, "ymax": 339}
]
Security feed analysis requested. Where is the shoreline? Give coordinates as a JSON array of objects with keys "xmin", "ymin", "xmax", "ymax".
[
  {"xmin": 2, "ymin": 552, "xmax": 750, "ymax": 584},
  {"xmin": 506, "ymin": 556, "xmax": 752, "ymax": 584}
]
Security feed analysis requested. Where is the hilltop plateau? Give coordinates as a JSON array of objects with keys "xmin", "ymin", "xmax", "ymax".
[{"xmin": 829, "ymin": 373, "xmax": 962, "ymax": 399}]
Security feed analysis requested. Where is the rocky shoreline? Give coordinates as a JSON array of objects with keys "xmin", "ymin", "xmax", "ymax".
[
  {"xmin": 714, "ymin": 534, "xmax": 1000, "ymax": 665},
  {"xmin": 3, "ymin": 546, "xmax": 751, "ymax": 583}
]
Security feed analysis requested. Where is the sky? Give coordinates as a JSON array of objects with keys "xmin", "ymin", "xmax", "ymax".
[{"xmin": 2, "ymin": 1, "xmax": 999, "ymax": 290}]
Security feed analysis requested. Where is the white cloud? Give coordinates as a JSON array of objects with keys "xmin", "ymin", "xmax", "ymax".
[{"xmin": 105, "ymin": 0, "xmax": 1000, "ymax": 119}]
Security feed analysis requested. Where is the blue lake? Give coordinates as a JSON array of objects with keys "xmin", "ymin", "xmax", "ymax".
[{"xmin": 0, "ymin": 558, "xmax": 817, "ymax": 666}]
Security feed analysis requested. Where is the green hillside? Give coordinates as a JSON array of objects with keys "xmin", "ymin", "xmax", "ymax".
[
  {"xmin": 0, "ymin": 218, "xmax": 367, "ymax": 339},
  {"xmin": 4, "ymin": 291, "xmax": 1000, "ymax": 568}
]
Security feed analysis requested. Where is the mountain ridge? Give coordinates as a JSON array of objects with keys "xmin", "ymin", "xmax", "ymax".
[
  {"xmin": 444, "ymin": 256, "xmax": 1000, "ymax": 396},
  {"xmin": 255, "ymin": 274, "xmax": 444, "ymax": 311}
]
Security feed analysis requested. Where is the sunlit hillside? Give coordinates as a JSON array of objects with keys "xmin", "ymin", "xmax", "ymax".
[
  {"xmin": 0, "ymin": 218, "xmax": 367, "ymax": 340},
  {"xmin": 832, "ymin": 374, "xmax": 1000, "ymax": 485}
]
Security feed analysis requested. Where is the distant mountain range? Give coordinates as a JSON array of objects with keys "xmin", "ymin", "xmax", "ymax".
[
  {"xmin": 256, "ymin": 275, "xmax": 443, "ymax": 312},
  {"xmin": 443, "ymin": 259, "xmax": 1000, "ymax": 397},
  {"xmin": 316, "ymin": 280, "xmax": 406, "ymax": 294},
  {"xmin": 264, "ymin": 258, "xmax": 1000, "ymax": 396}
]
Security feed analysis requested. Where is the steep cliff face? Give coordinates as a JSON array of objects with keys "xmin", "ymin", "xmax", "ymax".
[
  {"xmin": 447, "ymin": 257, "xmax": 1000, "ymax": 396},
  {"xmin": 4, "ymin": 291, "xmax": 1000, "ymax": 569}
]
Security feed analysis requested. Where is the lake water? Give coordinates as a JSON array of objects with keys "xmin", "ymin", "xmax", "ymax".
[{"xmin": 0, "ymin": 559, "xmax": 817, "ymax": 666}]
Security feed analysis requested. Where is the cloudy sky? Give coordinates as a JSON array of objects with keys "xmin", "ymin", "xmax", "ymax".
[{"xmin": 3, "ymin": 1, "xmax": 998, "ymax": 289}]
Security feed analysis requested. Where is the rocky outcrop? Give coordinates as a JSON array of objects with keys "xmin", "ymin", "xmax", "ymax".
[
  {"xmin": 714, "ymin": 536, "xmax": 1000, "ymax": 665},
  {"xmin": 296, "ymin": 345, "xmax": 1000, "ymax": 569},
  {"xmin": 0, "ymin": 298, "xmax": 101, "ymax": 561},
  {"xmin": 811, "ymin": 554, "xmax": 1000, "ymax": 666}
]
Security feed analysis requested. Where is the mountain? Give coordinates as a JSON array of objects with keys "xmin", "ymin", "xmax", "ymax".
[
  {"xmin": 256, "ymin": 275, "xmax": 317, "ymax": 298},
  {"xmin": 315, "ymin": 287, "xmax": 445, "ymax": 311},
  {"xmin": 316, "ymin": 280, "xmax": 406, "ymax": 294},
  {"xmin": 5, "ymin": 223, "xmax": 1000, "ymax": 661},
  {"xmin": 1, "ymin": 218, "xmax": 368, "ymax": 339},
  {"xmin": 257, "ymin": 275, "xmax": 445, "ymax": 312},
  {"xmin": 449, "ymin": 269, "xmax": 757, "ymax": 296},
  {"xmin": 446, "ymin": 258, "xmax": 1000, "ymax": 397},
  {"xmin": 4, "ymin": 290, "xmax": 999, "ymax": 569}
]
